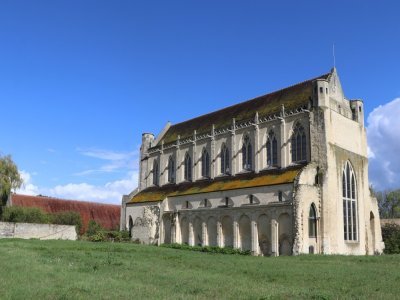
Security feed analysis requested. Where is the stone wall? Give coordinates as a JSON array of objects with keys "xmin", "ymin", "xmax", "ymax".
[
  {"xmin": 0, "ymin": 222, "xmax": 77, "ymax": 240},
  {"xmin": 126, "ymin": 202, "xmax": 160, "ymax": 244}
]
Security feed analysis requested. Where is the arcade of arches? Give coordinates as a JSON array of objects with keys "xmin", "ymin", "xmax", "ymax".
[{"xmin": 160, "ymin": 208, "xmax": 293, "ymax": 256}]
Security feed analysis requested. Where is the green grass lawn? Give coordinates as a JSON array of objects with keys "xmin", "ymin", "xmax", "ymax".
[{"xmin": 0, "ymin": 239, "xmax": 399, "ymax": 299}]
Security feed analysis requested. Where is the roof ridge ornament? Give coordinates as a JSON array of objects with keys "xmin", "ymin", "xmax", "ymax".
[{"xmin": 280, "ymin": 104, "xmax": 285, "ymax": 118}]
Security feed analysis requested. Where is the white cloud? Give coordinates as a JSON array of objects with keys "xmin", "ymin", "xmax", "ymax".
[
  {"xmin": 48, "ymin": 172, "xmax": 138, "ymax": 204},
  {"xmin": 367, "ymin": 98, "xmax": 400, "ymax": 190},
  {"xmin": 18, "ymin": 170, "xmax": 40, "ymax": 196},
  {"xmin": 75, "ymin": 148, "xmax": 139, "ymax": 176},
  {"xmin": 17, "ymin": 171, "xmax": 138, "ymax": 204},
  {"xmin": 16, "ymin": 147, "xmax": 140, "ymax": 204}
]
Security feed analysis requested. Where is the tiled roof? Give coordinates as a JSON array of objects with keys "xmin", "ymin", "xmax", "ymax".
[
  {"xmin": 129, "ymin": 165, "xmax": 303, "ymax": 204},
  {"xmin": 156, "ymin": 71, "xmax": 331, "ymax": 145},
  {"xmin": 11, "ymin": 194, "xmax": 120, "ymax": 233}
]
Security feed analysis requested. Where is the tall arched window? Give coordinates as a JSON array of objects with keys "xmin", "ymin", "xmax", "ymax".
[
  {"xmin": 201, "ymin": 148, "xmax": 210, "ymax": 178},
  {"xmin": 221, "ymin": 144, "xmax": 230, "ymax": 175},
  {"xmin": 291, "ymin": 123, "xmax": 307, "ymax": 162},
  {"xmin": 343, "ymin": 161, "xmax": 357, "ymax": 241},
  {"xmin": 184, "ymin": 152, "xmax": 192, "ymax": 181},
  {"xmin": 309, "ymin": 204, "xmax": 317, "ymax": 238},
  {"xmin": 168, "ymin": 156, "xmax": 175, "ymax": 183},
  {"xmin": 242, "ymin": 135, "xmax": 252, "ymax": 170},
  {"xmin": 266, "ymin": 130, "xmax": 278, "ymax": 167},
  {"xmin": 152, "ymin": 159, "xmax": 159, "ymax": 186}
]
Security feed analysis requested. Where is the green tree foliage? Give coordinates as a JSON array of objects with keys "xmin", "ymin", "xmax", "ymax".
[
  {"xmin": 0, "ymin": 155, "xmax": 23, "ymax": 205},
  {"xmin": 84, "ymin": 220, "xmax": 130, "ymax": 242},
  {"xmin": 86, "ymin": 220, "xmax": 103, "ymax": 237},
  {"xmin": 376, "ymin": 189, "xmax": 400, "ymax": 218},
  {"xmin": 1, "ymin": 206, "xmax": 83, "ymax": 234},
  {"xmin": 50, "ymin": 211, "xmax": 83, "ymax": 234},
  {"xmin": 2, "ymin": 206, "xmax": 50, "ymax": 224},
  {"xmin": 381, "ymin": 223, "xmax": 400, "ymax": 254}
]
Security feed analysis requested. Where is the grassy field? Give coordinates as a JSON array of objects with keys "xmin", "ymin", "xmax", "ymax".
[{"xmin": 0, "ymin": 239, "xmax": 399, "ymax": 299}]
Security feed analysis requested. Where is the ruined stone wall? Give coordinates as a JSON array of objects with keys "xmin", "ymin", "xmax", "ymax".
[
  {"xmin": 126, "ymin": 202, "xmax": 160, "ymax": 244},
  {"xmin": 292, "ymin": 164, "xmax": 321, "ymax": 255},
  {"xmin": 0, "ymin": 222, "xmax": 77, "ymax": 240}
]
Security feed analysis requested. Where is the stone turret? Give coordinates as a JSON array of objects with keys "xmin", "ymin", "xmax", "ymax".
[{"xmin": 139, "ymin": 133, "xmax": 155, "ymax": 191}]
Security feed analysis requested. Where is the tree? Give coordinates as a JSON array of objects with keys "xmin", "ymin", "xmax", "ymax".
[
  {"xmin": 375, "ymin": 188, "xmax": 400, "ymax": 219},
  {"xmin": 0, "ymin": 154, "xmax": 23, "ymax": 205}
]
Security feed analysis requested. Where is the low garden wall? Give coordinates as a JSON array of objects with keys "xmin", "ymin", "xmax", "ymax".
[{"xmin": 0, "ymin": 222, "xmax": 77, "ymax": 240}]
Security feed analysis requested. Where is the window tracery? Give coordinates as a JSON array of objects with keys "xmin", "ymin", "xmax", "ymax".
[
  {"xmin": 201, "ymin": 148, "xmax": 210, "ymax": 178},
  {"xmin": 168, "ymin": 156, "xmax": 175, "ymax": 183},
  {"xmin": 343, "ymin": 161, "xmax": 357, "ymax": 241},
  {"xmin": 184, "ymin": 152, "xmax": 192, "ymax": 181},
  {"xmin": 291, "ymin": 123, "xmax": 307, "ymax": 162},
  {"xmin": 221, "ymin": 144, "xmax": 230, "ymax": 175},
  {"xmin": 266, "ymin": 130, "xmax": 278, "ymax": 167},
  {"xmin": 242, "ymin": 135, "xmax": 252, "ymax": 170}
]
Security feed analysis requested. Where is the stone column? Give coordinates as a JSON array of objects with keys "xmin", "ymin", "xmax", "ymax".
[
  {"xmin": 175, "ymin": 214, "xmax": 181, "ymax": 244},
  {"xmin": 217, "ymin": 220, "xmax": 222, "ymax": 247},
  {"xmin": 233, "ymin": 217, "xmax": 239, "ymax": 249},
  {"xmin": 251, "ymin": 219, "xmax": 258, "ymax": 256},
  {"xmin": 188, "ymin": 221, "xmax": 194, "ymax": 246},
  {"xmin": 202, "ymin": 221, "xmax": 207, "ymax": 247},
  {"xmin": 271, "ymin": 219, "xmax": 279, "ymax": 256}
]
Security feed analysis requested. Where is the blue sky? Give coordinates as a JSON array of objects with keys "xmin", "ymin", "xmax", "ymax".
[{"xmin": 1, "ymin": 1, "xmax": 399, "ymax": 203}]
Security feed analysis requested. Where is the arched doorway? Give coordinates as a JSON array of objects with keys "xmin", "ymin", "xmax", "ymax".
[
  {"xmin": 193, "ymin": 217, "xmax": 203, "ymax": 246},
  {"xmin": 221, "ymin": 216, "xmax": 233, "ymax": 247},
  {"xmin": 369, "ymin": 211, "xmax": 375, "ymax": 255},
  {"xmin": 180, "ymin": 217, "xmax": 189, "ymax": 245},
  {"xmin": 278, "ymin": 213, "xmax": 292, "ymax": 256},
  {"xmin": 258, "ymin": 214, "xmax": 271, "ymax": 256},
  {"xmin": 239, "ymin": 215, "xmax": 251, "ymax": 251},
  {"xmin": 207, "ymin": 217, "xmax": 217, "ymax": 246},
  {"xmin": 162, "ymin": 214, "xmax": 171, "ymax": 244},
  {"xmin": 128, "ymin": 216, "xmax": 133, "ymax": 238}
]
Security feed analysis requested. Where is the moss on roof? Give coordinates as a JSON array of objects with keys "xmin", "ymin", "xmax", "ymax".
[
  {"xmin": 129, "ymin": 166, "xmax": 303, "ymax": 204},
  {"xmin": 157, "ymin": 72, "xmax": 331, "ymax": 145}
]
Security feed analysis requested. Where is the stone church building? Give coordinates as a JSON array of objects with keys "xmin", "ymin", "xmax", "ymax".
[{"xmin": 121, "ymin": 68, "xmax": 384, "ymax": 256}]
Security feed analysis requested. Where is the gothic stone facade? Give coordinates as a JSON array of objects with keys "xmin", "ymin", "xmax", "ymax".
[{"xmin": 121, "ymin": 68, "xmax": 384, "ymax": 256}]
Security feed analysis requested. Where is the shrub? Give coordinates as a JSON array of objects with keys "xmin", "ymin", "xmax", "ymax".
[
  {"xmin": 1, "ymin": 206, "xmax": 50, "ymax": 224},
  {"xmin": 382, "ymin": 222, "xmax": 400, "ymax": 254},
  {"xmin": 86, "ymin": 220, "xmax": 103, "ymax": 237},
  {"xmin": 160, "ymin": 243, "xmax": 251, "ymax": 255},
  {"xmin": 50, "ymin": 211, "xmax": 82, "ymax": 234}
]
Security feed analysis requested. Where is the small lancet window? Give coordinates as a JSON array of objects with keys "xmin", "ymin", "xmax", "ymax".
[
  {"xmin": 242, "ymin": 135, "xmax": 252, "ymax": 170},
  {"xmin": 184, "ymin": 152, "xmax": 192, "ymax": 181},
  {"xmin": 249, "ymin": 194, "xmax": 254, "ymax": 204},
  {"xmin": 221, "ymin": 144, "xmax": 230, "ymax": 175},
  {"xmin": 152, "ymin": 159, "xmax": 159, "ymax": 186},
  {"xmin": 309, "ymin": 204, "xmax": 317, "ymax": 238},
  {"xmin": 291, "ymin": 122, "xmax": 307, "ymax": 163},
  {"xmin": 266, "ymin": 130, "xmax": 278, "ymax": 167},
  {"xmin": 278, "ymin": 191, "xmax": 283, "ymax": 202},
  {"xmin": 201, "ymin": 148, "xmax": 210, "ymax": 178},
  {"xmin": 168, "ymin": 156, "xmax": 175, "ymax": 183}
]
